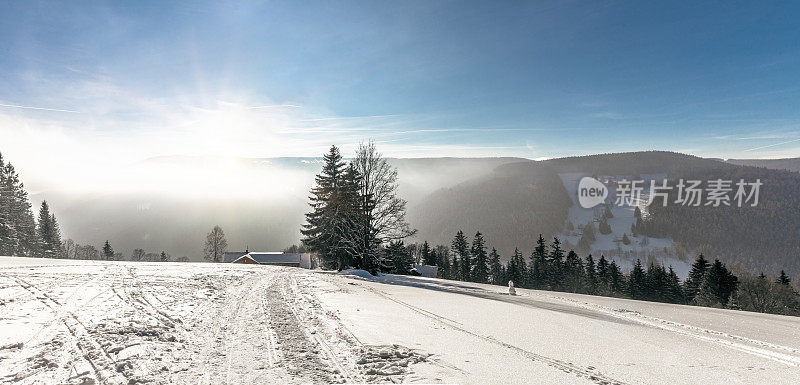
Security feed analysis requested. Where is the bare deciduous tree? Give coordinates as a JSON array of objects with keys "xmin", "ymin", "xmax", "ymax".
[
  {"xmin": 353, "ymin": 141, "xmax": 416, "ymax": 244},
  {"xmin": 203, "ymin": 225, "xmax": 228, "ymax": 263}
]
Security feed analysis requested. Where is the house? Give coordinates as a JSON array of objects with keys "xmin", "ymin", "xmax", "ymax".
[
  {"xmin": 223, "ymin": 251, "xmax": 248, "ymax": 263},
  {"xmin": 230, "ymin": 252, "xmax": 312, "ymax": 269}
]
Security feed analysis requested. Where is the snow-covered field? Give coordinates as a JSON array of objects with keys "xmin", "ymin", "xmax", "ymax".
[{"xmin": 1, "ymin": 257, "xmax": 799, "ymax": 384}]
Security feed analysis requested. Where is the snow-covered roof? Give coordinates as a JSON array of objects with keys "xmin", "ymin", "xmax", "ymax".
[
  {"xmin": 234, "ymin": 252, "xmax": 302, "ymax": 265},
  {"xmin": 223, "ymin": 251, "xmax": 248, "ymax": 263}
]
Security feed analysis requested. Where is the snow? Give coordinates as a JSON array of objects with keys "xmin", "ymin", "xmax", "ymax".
[
  {"xmin": 338, "ymin": 269, "xmax": 374, "ymax": 279},
  {"xmin": 558, "ymin": 173, "xmax": 691, "ymax": 277},
  {"xmin": 2, "ymin": 257, "xmax": 799, "ymax": 384}
]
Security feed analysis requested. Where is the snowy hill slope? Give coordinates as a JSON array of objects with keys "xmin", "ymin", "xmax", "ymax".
[{"xmin": 1, "ymin": 257, "xmax": 798, "ymax": 384}]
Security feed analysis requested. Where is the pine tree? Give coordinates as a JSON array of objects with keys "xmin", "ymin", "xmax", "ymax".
[
  {"xmin": 471, "ymin": 232, "xmax": 489, "ymax": 283},
  {"xmin": 621, "ymin": 233, "xmax": 631, "ymax": 245},
  {"xmin": 451, "ymin": 231, "xmax": 470, "ymax": 281},
  {"xmin": 684, "ymin": 254, "xmax": 710, "ymax": 302},
  {"xmin": 160, "ymin": 251, "xmax": 170, "ymax": 262},
  {"xmin": 102, "ymin": 240, "xmax": 115, "ymax": 261},
  {"xmin": 489, "ymin": 248, "xmax": 503, "ymax": 285}
]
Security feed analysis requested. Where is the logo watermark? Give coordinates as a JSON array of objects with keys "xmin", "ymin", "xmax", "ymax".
[
  {"xmin": 577, "ymin": 177, "xmax": 762, "ymax": 209},
  {"xmin": 578, "ymin": 177, "xmax": 608, "ymax": 208}
]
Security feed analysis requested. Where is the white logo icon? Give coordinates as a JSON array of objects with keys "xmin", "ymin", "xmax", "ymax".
[{"xmin": 578, "ymin": 177, "xmax": 608, "ymax": 208}]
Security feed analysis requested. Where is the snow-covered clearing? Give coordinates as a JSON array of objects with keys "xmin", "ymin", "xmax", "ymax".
[
  {"xmin": 1, "ymin": 257, "xmax": 799, "ymax": 384},
  {"xmin": 558, "ymin": 173, "xmax": 690, "ymax": 277}
]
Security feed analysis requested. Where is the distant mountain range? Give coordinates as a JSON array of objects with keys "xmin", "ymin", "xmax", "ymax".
[
  {"xmin": 35, "ymin": 152, "xmax": 800, "ymax": 276},
  {"xmin": 726, "ymin": 157, "xmax": 800, "ymax": 173}
]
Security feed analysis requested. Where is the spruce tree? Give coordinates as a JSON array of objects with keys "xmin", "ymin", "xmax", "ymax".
[
  {"xmin": 102, "ymin": 240, "xmax": 115, "ymax": 261},
  {"xmin": 548, "ymin": 237, "xmax": 564, "ymax": 290},
  {"xmin": 563, "ymin": 250, "xmax": 585, "ymax": 293},
  {"xmin": 301, "ymin": 146, "xmax": 355, "ymax": 270},
  {"xmin": 470, "ymin": 232, "xmax": 489, "ymax": 283},
  {"xmin": 421, "ymin": 241, "xmax": 436, "ymax": 265},
  {"xmin": 489, "ymin": 248, "xmax": 503, "ymax": 285},
  {"xmin": 684, "ymin": 254, "xmax": 711, "ymax": 302},
  {"xmin": 596, "ymin": 255, "xmax": 610, "ymax": 294},
  {"xmin": 440, "ymin": 250, "xmax": 452, "ymax": 279},
  {"xmin": 0, "ymin": 157, "xmax": 40, "ymax": 257},
  {"xmin": 777, "ymin": 270, "xmax": 791, "ymax": 286},
  {"xmin": 585, "ymin": 255, "xmax": 597, "ymax": 295},
  {"xmin": 37, "ymin": 201, "xmax": 63, "ymax": 258},
  {"xmin": 385, "ymin": 240, "xmax": 413, "ymax": 275},
  {"xmin": 451, "ymin": 231, "xmax": 470, "ymax": 281},
  {"xmin": 598, "ymin": 216, "xmax": 612, "ymax": 235},
  {"xmin": 609, "ymin": 260, "xmax": 625, "ymax": 294},
  {"xmin": 628, "ymin": 259, "xmax": 646, "ymax": 299},
  {"xmin": 577, "ymin": 222, "xmax": 596, "ymax": 252},
  {"xmin": 667, "ymin": 266, "xmax": 684, "ymax": 303},
  {"xmin": 603, "ymin": 204, "xmax": 613, "ymax": 218},
  {"xmin": 696, "ymin": 259, "xmax": 738, "ymax": 306},
  {"xmin": 529, "ymin": 234, "xmax": 548, "ymax": 289},
  {"xmin": 507, "ymin": 248, "xmax": 526, "ymax": 286}
]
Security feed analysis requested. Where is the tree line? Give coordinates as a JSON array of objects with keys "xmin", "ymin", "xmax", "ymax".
[
  {"xmin": 387, "ymin": 231, "xmax": 800, "ymax": 316},
  {"xmin": 1, "ymin": 152, "xmax": 65, "ymax": 258}
]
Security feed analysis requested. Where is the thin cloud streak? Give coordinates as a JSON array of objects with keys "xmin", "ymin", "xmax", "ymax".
[
  {"xmin": 0, "ymin": 103, "xmax": 80, "ymax": 113},
  {"xmin": 743, "ymin": 137, "xmax": 800, "ymax": 152}
]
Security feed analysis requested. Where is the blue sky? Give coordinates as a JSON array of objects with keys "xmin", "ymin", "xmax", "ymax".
[{"xmin": 2, "ymin": 0, "xmax": 800, "ymax": 173}]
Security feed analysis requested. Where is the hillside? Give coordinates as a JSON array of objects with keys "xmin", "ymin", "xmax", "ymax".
[
  {"xmin": 411, "ymin": 151, "xmax": 800, "ymax": 276},
  {"xmin": 408, "ymin": 161, "xmax": 571, "ymax": 256}
]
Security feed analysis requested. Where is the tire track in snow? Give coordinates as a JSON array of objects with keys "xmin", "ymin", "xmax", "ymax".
[
  {"xmin": 266, "ymin": 271, "xmax": 351, "ymax": 384},
  {"xmin": 364, "ymin": 284, "xmax": 631, "ymax": 385}
]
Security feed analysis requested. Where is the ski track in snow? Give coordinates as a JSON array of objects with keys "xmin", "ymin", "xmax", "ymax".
[
  {"xmin": 352, "ymin": 282, "xmax": 629, "ymax": 385},
  {"xmin": 0, "ymin": 261, "xmax": 429, "ymax": 385},
  {"xmin": 1, "ymin": 258, "xmax": 800, "ymax": 384}
]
